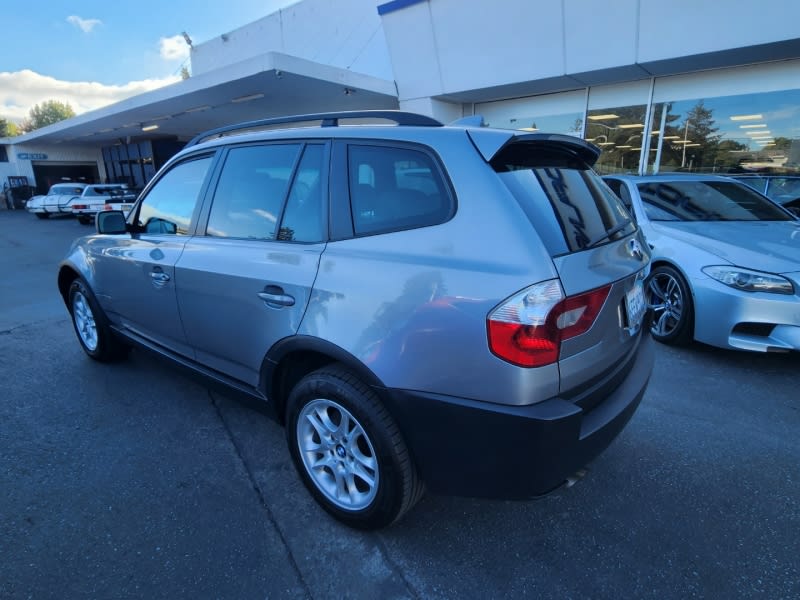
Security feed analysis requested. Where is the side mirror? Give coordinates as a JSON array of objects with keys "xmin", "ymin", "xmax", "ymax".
[{"xmin": 96, "ymin": 210, "xmax": 127, "ymax": 234}]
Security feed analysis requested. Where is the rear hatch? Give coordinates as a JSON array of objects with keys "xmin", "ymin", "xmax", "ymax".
[{"xmin": 475, "ymin": 130, "xmax": 650, "ymax": 398}]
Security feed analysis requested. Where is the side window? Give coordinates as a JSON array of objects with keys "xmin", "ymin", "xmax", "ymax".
[
  {"xmin": 348, "ymin": 145, "xmax": 451, "ymax": 236},
  {"xmin": 278, "ymin": 144, "xmax": 325, "ymax": 242},
  {"xmin": 137, "ymin": 156, "xmax": 212, "ymax": 235},
  {"xmin": 207, "ymin": 144, "xmax": 300, "ymax": 240}
]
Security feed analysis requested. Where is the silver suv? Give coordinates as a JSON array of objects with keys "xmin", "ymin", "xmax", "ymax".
[{"xmin": 58, "ymin": 111, "xmax": 654, "ymax": 529}]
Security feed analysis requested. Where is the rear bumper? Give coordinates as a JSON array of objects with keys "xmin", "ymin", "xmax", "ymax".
[{"xmin": 383, "ymin": 333, "xmax": 654, "ymax": 499}]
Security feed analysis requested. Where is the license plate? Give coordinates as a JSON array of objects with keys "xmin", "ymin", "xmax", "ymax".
[{"xmin": 625, "ymin": 281, "xmax": 646, "ymax": 333}]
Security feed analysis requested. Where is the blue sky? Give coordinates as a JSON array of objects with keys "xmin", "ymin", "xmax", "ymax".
[{"xmin": 1, "ymin": 0, "xmax": 296, "ymax": 123}]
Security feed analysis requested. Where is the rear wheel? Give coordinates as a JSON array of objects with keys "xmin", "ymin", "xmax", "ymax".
[
  {"xmin": 35, "ymin": 212, "xmax": 49, "ymax": 219},
  {"xmin": 286, "ymin": 365, "xmax": 423, "ymax": 529},
  {"xmin": 647, "ymin": 265, "xmax": 694, "ymax": 345},
  {"xmin": 68, "ymin": 279, "xmax": 129, "ymax": 362}
]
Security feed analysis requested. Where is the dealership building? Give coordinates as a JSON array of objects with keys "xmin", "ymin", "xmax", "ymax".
[{"xmin": 2, "ymin": 0, "xmax": 800, "ymax": 196}]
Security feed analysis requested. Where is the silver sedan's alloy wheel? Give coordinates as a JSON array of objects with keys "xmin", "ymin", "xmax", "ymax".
[
  {"xmin": 296, "ymin": 398, "xmax": 379, "ymax": 511},
  {"xmin": 648, "ymin": 271, "xmax": 684, "ymax": 338},
  {"xmin": 72, "ymin": 291, "xmax": 99, "ymax": 351}
]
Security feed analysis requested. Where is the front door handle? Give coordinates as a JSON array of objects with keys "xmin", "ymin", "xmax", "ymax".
[
  {"xmin": 257, "ymin": 291, "xmax": 295, "ymax": 308},
  {"xmin": 150, "ymin": 271, "xmax": 170, "ymax": 283}
]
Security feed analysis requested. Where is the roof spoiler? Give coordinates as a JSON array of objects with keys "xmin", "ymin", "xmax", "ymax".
[{"xmin": 466, "ymin": 128, "xmax": 601, "ymax": 166}]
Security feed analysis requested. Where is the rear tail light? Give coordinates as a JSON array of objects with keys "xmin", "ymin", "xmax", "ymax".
[
  {"xmin": 487, "ymin": 280, "xmax": 611, "ymax": 367},
  {"xmin": 72, "ymin": 204, "xmax": 87, "ymax": 210},
  {"xmin": 104, "ymin": 204, "xmax": 112, "ymax": 210}
]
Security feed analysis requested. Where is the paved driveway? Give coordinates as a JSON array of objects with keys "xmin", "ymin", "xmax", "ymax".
[{"xmin": 1, "ymin": 210, "xmax": 798, "ymax": 599}]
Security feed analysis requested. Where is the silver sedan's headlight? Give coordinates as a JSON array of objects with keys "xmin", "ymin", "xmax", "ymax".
[{"xmin": 702, "ymin": 266, "xmax": 795, "ymax": 295}]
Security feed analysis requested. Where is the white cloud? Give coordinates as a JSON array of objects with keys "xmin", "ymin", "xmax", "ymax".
[
  {"xmin": 0, "ymin": 69, "xmax": 180, "ymax": 123},
  {"xmin": 159, "ymin": 35, "xmax": 191, "ymax": 61},
  {"xmin": 67, "ymin": 15, "xmax": 103, "ymax": 34}
]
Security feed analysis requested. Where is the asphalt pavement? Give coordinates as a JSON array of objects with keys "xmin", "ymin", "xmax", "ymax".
[{"xmin": 1, "ymin": 209, "xmax": 798, "ymax": 599}]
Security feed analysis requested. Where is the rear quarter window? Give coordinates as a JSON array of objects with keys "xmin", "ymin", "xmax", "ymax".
[{"xmin": 347, "ymin": 144, "xmax": 452, "ymax": 236}]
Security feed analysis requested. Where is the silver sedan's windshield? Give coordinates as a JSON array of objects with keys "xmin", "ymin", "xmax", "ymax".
[{"xmin": 636, "ymin": 180, "xmax": 793, "ymax": 222}]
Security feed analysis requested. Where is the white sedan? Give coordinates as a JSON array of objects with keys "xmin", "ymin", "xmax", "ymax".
[{"xmin": 26, "ymin": 183, "xmax": 88, "ymax": 219}]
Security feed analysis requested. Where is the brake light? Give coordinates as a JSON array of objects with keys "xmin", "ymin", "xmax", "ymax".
[
  {"xmin": 487, "ymin": 280, "xmax": 611, "ymax": 367},
  {"xmin": 73, "ymin": 204, "xmax": 87, "ymax": 210},
  {"xmin": 104, "ymin": 204, "xmax": 112, "ymax": 210}
]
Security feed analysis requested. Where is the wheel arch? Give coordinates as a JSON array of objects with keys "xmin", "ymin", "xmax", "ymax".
[
  {"xmin": 57, "ymin": 264, "xmax": 81, "ymax": 306},
  {"xmin": 261, "ymin": 336, "xmax": 387, "ymax": 425}
]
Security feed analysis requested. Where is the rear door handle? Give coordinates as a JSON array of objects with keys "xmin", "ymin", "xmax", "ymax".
[{"xmin": 257, "ymin": 291, "xmax": 295, "ymax": 308}]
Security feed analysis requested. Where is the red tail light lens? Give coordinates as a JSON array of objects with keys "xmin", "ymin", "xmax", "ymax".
[{"xmin": 487, "ymin": 280, "xmax": 611, "ymax": 368}]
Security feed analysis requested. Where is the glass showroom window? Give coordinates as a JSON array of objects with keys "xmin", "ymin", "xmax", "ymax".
[
  {"xmin": 476, "ymin": 89, "xmax": 586, "ymax": 136},
  {"xmin": 584, "ymin": 80, "xmax": 652, "ymax": 176},
  {"xmin": 647, "ymin": 88, "xmax": 800, "ymax": 175}
]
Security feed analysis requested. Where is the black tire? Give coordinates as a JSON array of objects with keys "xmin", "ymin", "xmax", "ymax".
[
  {"xmin": 647, "ymin": 265, "xmax": 694, "ymax": 345},
  {"xmin": 286, "ymin": 365, "xmax": 423, "ymax": 530},
  {"xmin": 68, "ymin": 279, "xmax": 130, "ymax": 362},
  {"xmin": 35, "ymin": 212, "xmax": 49, "ymax": 219},
  {"xmin": 77, "ymin": 216, "xmax": 92, "ymax": 225}
]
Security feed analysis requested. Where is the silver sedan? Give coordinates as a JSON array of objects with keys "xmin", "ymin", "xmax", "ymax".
[{"xmin": 604, "ymin": 174, "xmax": 800, "ymax": 352}]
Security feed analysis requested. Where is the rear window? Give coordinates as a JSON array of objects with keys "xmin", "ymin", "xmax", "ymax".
[{"xmin": 492, "ymin": 144, "xmax": 633, "ymax": 255}]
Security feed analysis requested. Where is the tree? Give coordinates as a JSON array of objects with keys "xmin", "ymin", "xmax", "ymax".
[
  {"xmin": 18, "ymin": 100, "xmax": 76, "ymax": 133},
  {"xmin": 180, "ymin": 65, "xmax": 191, "ymax": 80},
  {"xmin": 680, "ymin": 100, "xmax": 721, "ymax": 169},
  {"xmin": 0, "ymin": 118, "xmax": 18, "ymax": 137}
]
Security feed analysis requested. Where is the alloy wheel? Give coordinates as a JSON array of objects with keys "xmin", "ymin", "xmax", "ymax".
[{"xmin": 296, "ymin": 399, "xmax": 379, "ymax": 511}]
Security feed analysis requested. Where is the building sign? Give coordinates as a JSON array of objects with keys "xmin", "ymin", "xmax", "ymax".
[{"xmin": 17, "ymin": 153, "xmax": 48, "ymax": 160}]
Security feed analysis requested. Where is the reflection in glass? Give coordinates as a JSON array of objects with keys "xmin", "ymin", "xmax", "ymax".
[
  {"xmin": 585, "ymin": 104, "xmax": 647, "ymax": 175},
  {"xmin": 647, "ymin": 89, "xmax": 800, "ymax": 175},
  {"xmin": 484, "ymin": 113, "xmax": 585, "ymax": 137}
]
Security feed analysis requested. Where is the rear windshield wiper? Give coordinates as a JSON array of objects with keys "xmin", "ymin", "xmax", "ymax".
[{"xmin": 587, "ymin": 218, "xmax": 634, "ymax": 248}]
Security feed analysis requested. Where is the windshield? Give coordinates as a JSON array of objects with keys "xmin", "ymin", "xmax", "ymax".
[{"xmin": 636, "ymin": 180, "xmax": 793, "ymax": 222}]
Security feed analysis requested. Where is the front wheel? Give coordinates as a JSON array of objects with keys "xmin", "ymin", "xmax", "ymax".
[
  {"xmin": 647, "ymin": 265, "xmax": 694, "ymax": 345},
  {"xmin": 286, "ymin": 366, "xmax": 423, "ymax": 529},
  {"xmin": 68, "ymin": 279, "xmax": 129, "ymax": 362}
]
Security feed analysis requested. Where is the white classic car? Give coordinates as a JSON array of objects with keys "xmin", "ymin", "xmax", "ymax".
[
  {"xmin": 70, "ymin": 184, "xmax": 137, "ymax": 224},
  {"xmin": 26, "ymin": 183, "xmax": 88, "ymax": 218}
]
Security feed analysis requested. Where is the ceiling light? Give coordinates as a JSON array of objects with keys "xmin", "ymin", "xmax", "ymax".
[
  {"xmin": 231, "ymin": 93, "xmax": 265, "ymax": 103},
  {"xmin": 747, "ymin": 131, "xmax": 772, "ymax": 136},
  {"xmin": 730, "ymin": 114, "xmax": 763, "ymax": 121},
  {"xmin": 618, "ymin": 123, "xmax": 644, "ymax": 129},
  {"xmin": 662, "ymin": 135, "xmax": 680, "ymax": 140},
  {"xmin": 674, "ymin": 140, "xmax": 693, "ymax": 144},
  {"xmin": 684, "ymin": 143, "xmax": 701, "ymax": 147},
  {"xmin": 616, "ymin": 145, "xmax": 633, "ymax": 148},
  {"xmin": 520, "ymin": 127, "xmax": 538, "ymax": 131},
  {"xmin": 185, "ymin": 105, "xmax": 211, "ymax": 113},
  {"xmin": 739, "ymin": 124, "xmax": 767, "ymax": 129},
  {"xmin": 142, "ymin": 124, "xmax": 159, "ymax": 132},
  {"xmin": 651, "ymin": 130, "xmax": 661, "ymax": 135},
  {"xmin": 588, "ymin": 114, "xmax": 619, "ymax": 120},
  {"xmin": 597, "ymin": 142, "xmax": 615, "ymax": 146}
]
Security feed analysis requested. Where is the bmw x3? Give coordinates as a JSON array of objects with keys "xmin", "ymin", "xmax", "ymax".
[{"xmin": 58, "ymin": 111, "xmax": 654, "ymax": 529}]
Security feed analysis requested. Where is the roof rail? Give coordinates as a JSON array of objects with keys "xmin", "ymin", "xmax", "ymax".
[{"xmin": 186, "ymin": 110, "xmax": 443, "ymax": 147}]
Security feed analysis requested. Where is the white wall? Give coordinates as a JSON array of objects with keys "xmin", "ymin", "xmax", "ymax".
[
  {"xmin": 0, "ymin": 143, "xmax": 104, "ymax": 190},
  {"xmin": 191, "ymin": 0, "xmax": 393, "ymax": 80},
  {"xmin": 379, "ymin": 0, "xmax": 800, "ymax": 102}
]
